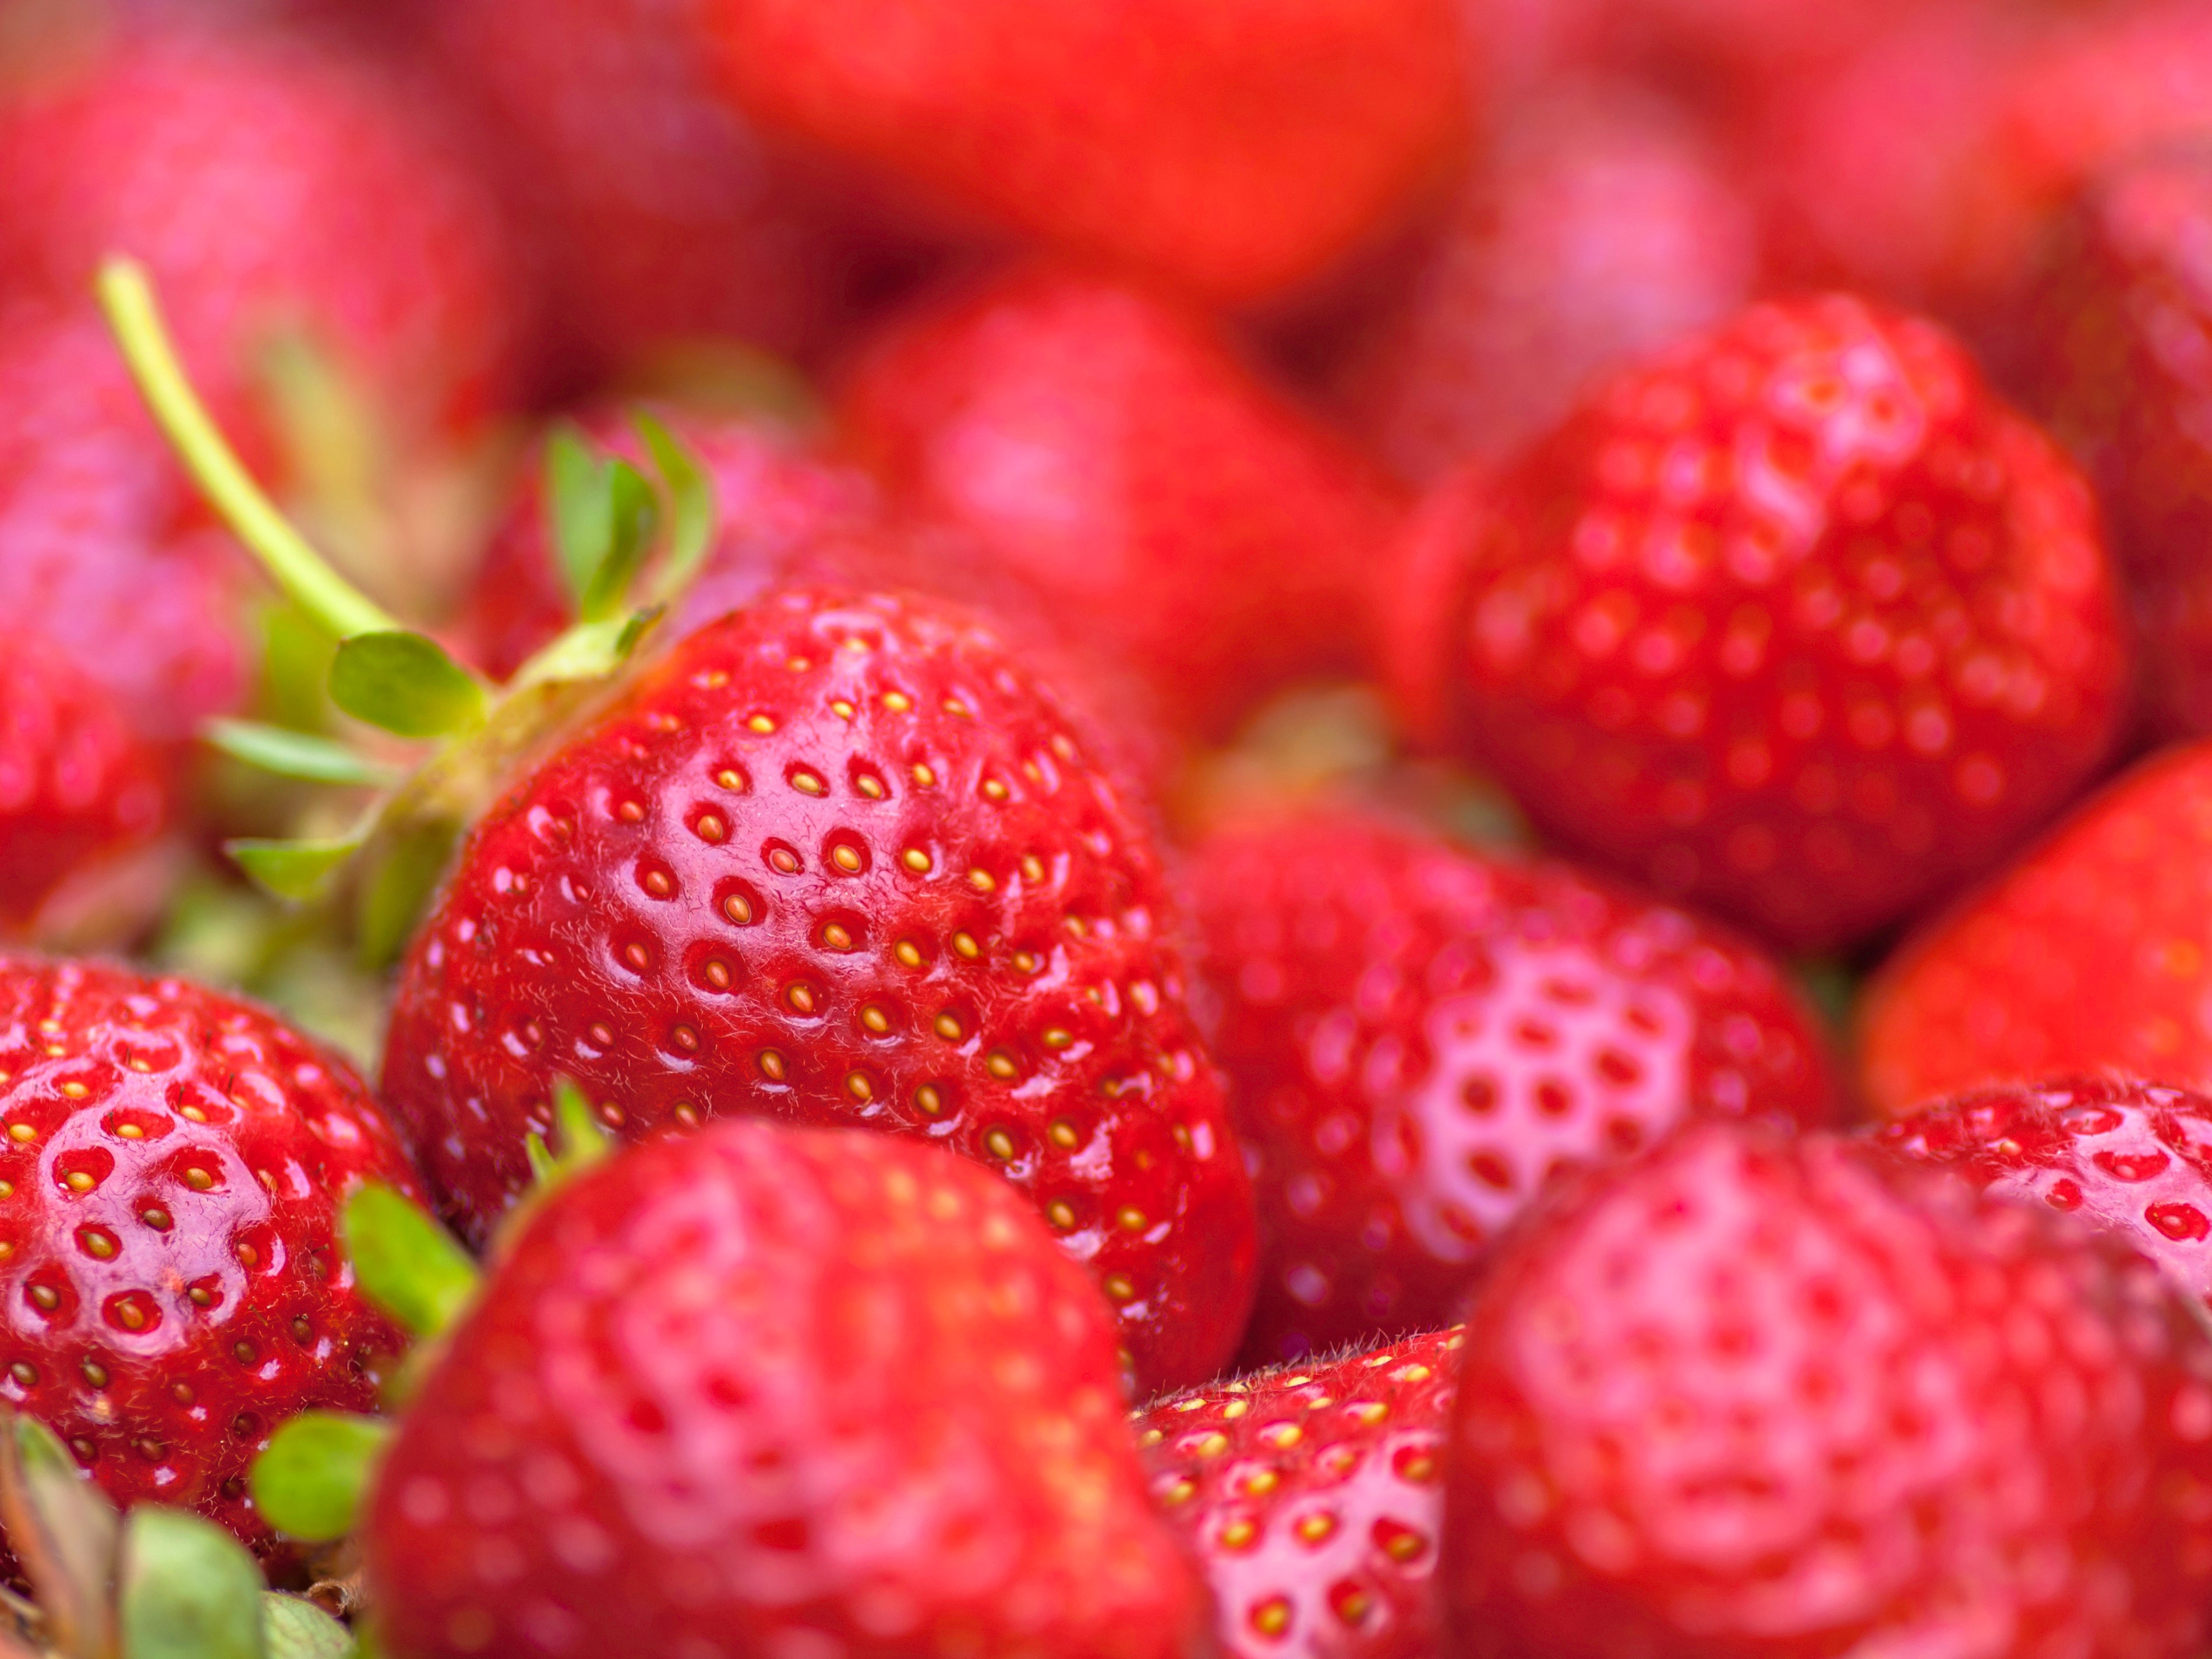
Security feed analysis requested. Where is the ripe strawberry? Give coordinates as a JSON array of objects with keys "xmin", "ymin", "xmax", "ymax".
[
  {"xmin": 412, "ymin": 0, "xmax": 858, "ymax": 373},
  {"xmin": 1136, "ymin": 1325, "xmax": 1461, "ymax": 1659},
  {"xmin": 1876, "ymin": 1076, "xmax": 2212, "ymax": 1308},
  {"xmin": 381, "ymin": 588, "xmax": 1256, "ymax": 1390},
  {"xmin": 2015, "ymin": 147, "xmax": 2212, "ymax": 738},
  {"xmin": 1192, "ymin": 809, "xmax": 1836, "ymax": 1364},
  {"xmin": 1387, "ymin": 294, "xmax": 2129, "ymax": 951},
  {"xmin": 0, "ymin": 954, "xmax": 419, "ymax": 1554},
  {"xmin": 363, "ymin": 1119, "xmax": 1210, "ymax": 1659},
  {"xmin": 1348, "ymin": 81, "xmax": 1757, "ymax": 482},
  {"xmin": 457, "ymin": 408, "xmax": 886, "ymax": 683},
  {"xmin": 0, "ymin": 636, "xmax": 171, "ymax": 940},
  {"xmin": 1441, "ymin": 1120, "xmax": 2212, "ymax": 1659},
  {"xmin": 1857, "ymin": 740, "xmax": 2212, "ymax": 1116},
  {"xmin": 0, "ymin": 15, "xmax": 533, "ymax": 449},
  {"xmin": 839, "ymin": 263, "xmax": 1406, "ymax": 742},
  {"xmin": 701, "ymin": 0, "xmax": 1474, "ymax": 305}
]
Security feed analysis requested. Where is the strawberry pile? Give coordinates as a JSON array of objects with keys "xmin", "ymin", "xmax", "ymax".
[{"xmin": 12, "ymin": 1, "xmax": 2212, "ymax": 1656}]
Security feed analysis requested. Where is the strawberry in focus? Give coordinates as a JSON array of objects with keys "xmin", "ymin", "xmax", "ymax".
[
  {"xmin": 381, "ymin": 588, "xmax": 1256, "ymax": 1390},
  {"xmin": 1191, "ymin": 809, "xmax": 1835, "ymax": 1364},
  {"xmin": 1387, "ymin": 294, "xmax": 2129, "ymax": 951},
  {"xmin": 839, "ymin": 264, "xmax": 1405, "ymax": 742},
  {"xmin": 1442, "ymin": 1120, "xmax": 2212, "ymax": 1659},
  {"xmin": 1877, "ymin": 1075, "xmax": 2212, "ymax": 1307},
  {"xmin": 0, "ymin": 955, "xmax": 419, "ymax": 1555},
  {"xmin": 1857, "ymin": 740, "xmax": 2212, "ymax": 1116},
  {"xmin": 1137, "ymin": 1325, "xmax": 1461, "ymax": 1659},
  {"xmin": 362, "ymin": 1119, "xmax": 1211, "ymax": 1659}
]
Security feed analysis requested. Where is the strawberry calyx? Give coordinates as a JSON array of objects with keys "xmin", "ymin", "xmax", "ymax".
[{"xmin": 96, "ymin": 259, "xmax": 716, "ymax": 961}]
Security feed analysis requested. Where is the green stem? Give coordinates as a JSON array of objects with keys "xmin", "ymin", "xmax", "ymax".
[{"xmin": 96, "ymin": 259, "xmax": 397, "ymax": 640}]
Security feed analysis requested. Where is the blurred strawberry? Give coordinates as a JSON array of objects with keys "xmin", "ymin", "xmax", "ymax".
[
  {"xmin": 1191, "ymin": 809, "xmax": 1835, "ymax": 1364},
  {"xmin": 840, "ymin": 263, "xmax": 1405, "ymax": 741},
  {"xmin": 701, "ymin": 0, "xmax": 1474, "ymax": 305},
  {"xmin": 2015, "ymin": 146, "xmax": 2212, "ymax": 737},
  {"xmin": 1349, "ymin": 82, "xmax": 1757, "ymax": 482},
  {"xmin": 1387, "ymin": 294, "xmax": 2129, "ymax": 951},
  {"xmin": 1858, "ymin": 740, "xmax": 2212, "ymax": 1115}
]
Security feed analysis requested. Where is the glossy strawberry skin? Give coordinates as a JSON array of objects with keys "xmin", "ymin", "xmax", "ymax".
[
  {"xmin": 1192, "ymin": 810, "xmax": 1835, "ymax": 1365},
  {"xmin": 839, "ymin": 264, "xmax": 1405, "ymax": 742},
  {"xmin": 1857, "ymin": 740, "xmax": 2212, "ymax": 1116},
  {"xmin": 0, "ymin": 638, "xmax": 171, "ymax": 937},
  {"xmin": 1392, "ymin": 294, "xmax": 2129, "ymax": 951},
  {"xmin": 2016, "ymin": 149, "xmax": 2212, "ymax": 739},
  {"xmin": 1137, "ymin": 1326, "xmax": 1461, "ymax": 1659},
  {"xmin": 364, "ymin": 1120, "xmax": 1210, "ymax": 1659},
  {"xmin": 0, "ymin": 955, "xmax": 420, "ymax": 1554},
  {"xmin": 702, "ymin": 0, "xmax": 1472, "ymax": 305},
  {"xmin": 1877, "ymin": 1076, "xmax": 2212, "ymax": 1309},
  {"xmin": 382, "ymin": 590, "xmax": 1256, "ymax": 1390},
  {"xmin": 1442, "ymin": 1120, "xmax": 2212, "ymax": 1659}
]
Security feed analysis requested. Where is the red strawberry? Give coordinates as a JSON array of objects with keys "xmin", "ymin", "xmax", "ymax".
[
  {"xmin": 381, "ymin": 588, "xmax": 1256, "ymax": 1390},
  {"xmin": 1191, "ymin": 809, "xmax": 1835, "ymax": 1364},
  {"xmin": 1136, "ymin": 1325, "xmax": 1461, "ymax": 1659},
  {"xmin": 0, "ymin": 954, "xmax": 419, "ymax": 1554},
  {"xmin": 2015, "ymin": 147, "xmax": 2212, "ymax": 738},
  {"xmin": 1348, "ymin": 80, "xmax": 1757, "ymax": 483},
  {"xmin": 363, "ymin": 1119, "xmax": 1210, "ymax": 1659},
  {"xmin": 1386, "ymin": 294, "xmax": 2129, "ymax": 951},
  {"xmin": 700, "ymin": 0, "xmax": 1474, "ymax": 305},
  {"xmin": 1857, "ymin": 740, "xmax": 2212, "ymax": 1116},
  {"xmin": 839, "ymin": 263, "xmax": 1406, "ymax": 742},
  {"xmin": 1877, "ymin": 1075, "xmax": 2212, "ymax": 1308},
  {"xmin": 0, "ymin": 15, "xmax": 533, "ymax": 449},
  {"xmin": 457, "ymin": 408, "xmax": 886, "ymax": 683},
  {"xmin": 412, "ymin": 0, "xmax": 859, "ymax": 374},
  {"xmin": 0, "ymin": 636, "xmax": 171, "ymax": 941},
  {"xmin": 1441, "ymin": 1120, "xmax": 2212, "ymax": 1659}
]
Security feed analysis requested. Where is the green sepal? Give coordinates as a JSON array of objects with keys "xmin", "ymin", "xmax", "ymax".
[
  {"xmin": 0, "ymin": 1414, "xmax": 119, "ymax": 1659},
  {"xmin": 578, "ymin": 459, "xmax": 659, "ymax": 624},
  {"xmin": 341, "ymin": 1184, "xmax": 480, "ymax": 1341},
  {"xmin": 226, "ymin": 836, "xmax": 366, "ymax": 904},
  {"xmin": 546, "ymin": 425, "xmax": 610, "ymax": 608},
  {"xmin": 330, "ymin": 632, "xmax": 486, "ymax": 740},
  {"xmin": 636, "ymin": 411, "xmax": 716, "ymax": 607},
  {"xmin": 263, "ymin": 1594, "xmax": 354, "ymax": 1659},
  {"xmin": 507, "ymin": 604, "xmax": 662, "ymax": 693},
  {"xmin": 355, "ymin": 820, "xmax": 460, "ymax": 971},
  {"xmin": 524, "ymin": 1078, "xmax": 613, "ymax": 1191},
  {"xmin": 118, "ymin": 1506, "xmax": 266, "ymax": 1659},
  {"xmin": 249, "ymin": 1412, "xmax": 391, "ymax": 1544},
  {"xmin": 205, "ymin": 719, "xmax": 400, "ymax": 789}
]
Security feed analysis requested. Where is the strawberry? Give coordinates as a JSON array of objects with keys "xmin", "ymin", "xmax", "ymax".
[
  {"xmin": 0, "ymin": 14, "xmax": 533, "ymax": 450},
  {"xmin": 699, "ymin": 0, "xmax": 1474, "ymax": 305},
  {"xmin": 1441, "ymin": 1119, "xmax": 2212, "ymax": 1659},
  {"xmin": 1191, "ymin": 809, "xmax": 1835, "ymax": 1364},
  {"xmin": 1857, "ymin": 740, "xmax": 2212, "ymax": 1116},
  {"xmin": 457, "ymin": 407, "xmax": 886, "ymax": 683},
  {"xmin": 362, "ymin": 1118, "xmax": 1210, "ymax": 1659},
  {"xmin": 0, "ymin": 954, "xmax": 419, "ymax": 1555},
  {"xmin": 2015, "ymin": 147, "xmax": 2212, "ymax": 738},
  {"xmin": 0, "ymin": 636, "xmax": 171, "ymax": 942},
  {"xmin": 838, "ymin": 263, "xmax": 1406, "ymax": 742},
  {"xmin": 1136, "ymin": 1325, "xmax": 1461, "ymax": 1659},
  {"xmin": 1386, "ymin": 294, "xmax": 2129, "ymax": 951},
  {"xmin": 410, "ymin": 0, "xmax": 860, "ymax": 375},
  {"xmin": 380, "ymin": 588, "xmax": 1256, "ymax": 1390},
  {"xmin": 1348, "ymin": 80, "xmax": 1757, "ymax": 483},
  {"xmin": 1876, "ymin": 1075, "xmax": 2212, "ymax": 1308}
]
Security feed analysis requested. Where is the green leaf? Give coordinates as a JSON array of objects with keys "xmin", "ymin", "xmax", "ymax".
[
  {"xmin": 0, "ymin": 1414, "xmax": 119, "ymax": 1659},
  {"xmin": 508, "ymin": 610, "xmax": 654, "ymax": 691},
  {"xmin": 637, "ymin": 411, "xmax": 716, "ymax": 606},
  {"xmin": 525, "ymin": 1078, "xmax": 613, "ymax": 1192},
  {"xmin": 119, "ymin": 1506, "xmax": 266, "ymax": 1659},
  {"xmin": 205, "ymin": 720, "xmax": 400, "ymax": 788},
  {"xmin": 341, "ymin": 1184, "xmax": 480, "ymax": 1340},
  {"xmin": 330, "ymin": 632, "xmax": 486, "ymax": 740},
  {"xmin": 577, "ymin": 460, "xmax": 659, "ymax": 624},
  {"xmin": 227, "ymin": 836, "xmax": 364, "ymax": 904},
  {"xmin": 545, "ymin": 426, "xmax": 610, "ymax": 609},
  {"xmin": 250, "ymin": 1413, "xmax": 391, "ymax": 1544},
  {"xmin": 263, "ymin": 1594, "xmax": 353, "ymax": 1659},
  {"xmin": 355, "ymin": 819, "xmax": 460, "ymax": 971}
]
